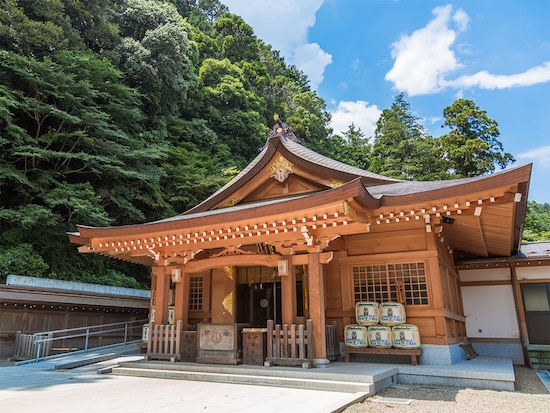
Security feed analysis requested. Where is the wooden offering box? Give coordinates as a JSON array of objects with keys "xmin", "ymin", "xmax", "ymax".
[
  {"xmin": 196, "ymin": 323, "xmax": 248, "ymax": 365},
  {"xmin": 242, "ymin": 328, "xmax": 267, "ymax": 365}
]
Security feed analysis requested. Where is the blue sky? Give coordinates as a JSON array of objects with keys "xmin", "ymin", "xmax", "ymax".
[{"xmin": 222, "ymin": 0, "xmax": 550, "ymax": 203}]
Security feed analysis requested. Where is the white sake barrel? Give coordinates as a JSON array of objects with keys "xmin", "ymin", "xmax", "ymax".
[
  {"xmin": 379, "ymin": 302, "xmax": 406, "ymax": 326},
  {"xmin": 344, "ymin": 324, "xmax": 368, "ymax": 348},
  {"xmin": 368, "ymin": 325, "xmax": 392, "ymax": 348},
  {"xmin": 392, "ymin": 324, "xmax": 421, "ymax": 349},
  {"xmin": 355, "ymin": 301, "xmax": 379, "ymax": 326}
]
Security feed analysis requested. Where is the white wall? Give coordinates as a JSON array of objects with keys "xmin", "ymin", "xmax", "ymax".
[
  {"xmin": 461, "ymin": 285, "xmax": 520, "ymax": 338},
  {"xmin": 516, "ymin": 265, "xmax": 550, "ymax": 281},
  {"xmin": 459, "ymin": 267, "xmax": 510, "ymax": 282}
]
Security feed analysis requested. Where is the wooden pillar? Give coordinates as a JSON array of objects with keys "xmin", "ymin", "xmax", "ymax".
[
  {"xmin": 281, "ymin": 257, "xmax": 297, "ymax": 325},
  {"xmin": 308, "ymin": 253, "xmax": 328, "ymax": 362},
  {"xmin": 153, "ymin": 265, "xmax": 170, "ymax": 325},
  {"xmin": 510, "ymin": 260, "xmax": 529, "ymax": 363},
  {"xmin": 337, "ymin": 251, "xmax": 353, "ymax": 331},
  {"xmin": 173, "ymin": 266, "xmax": 189, "ymax": 329}
]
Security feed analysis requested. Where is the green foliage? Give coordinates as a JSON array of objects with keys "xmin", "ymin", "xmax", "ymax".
[
  {"xmin": 523, "ymin": 201, "xmax": 550, "ymax": 242},
  {"xmin": 370, "ymin": 93, "xmax": 446, "ymax": 180},
  {"xmin": 0, "ymin": 243, "xmax": 49, "ymax": 283},
  {"xmin": 0, "ymin": 0, "xmax": 334, "ymax": 288},
  {"xmin": 440, "ymin": 99, "xmax": 515, "ymax": 177},
  {"xmin": 324, "ymin": 124, "xmax": 371, "ymax": 170},
  {"xmin": 0, "ymin": 0, "xmax": 536, "ymax": 291}
]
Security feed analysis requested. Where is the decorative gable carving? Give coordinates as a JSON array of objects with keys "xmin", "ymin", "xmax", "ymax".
[{"xmin": 269, "ymin": 155, "xmax": 294, "ymax": 183}]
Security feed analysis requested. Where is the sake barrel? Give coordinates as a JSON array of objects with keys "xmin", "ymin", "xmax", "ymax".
[
  {"xmin": 379, "ymin": 302, "xmax": 406, "ymax": 326},
  {"xmin": 392, "ymin": 324, "xmax": 421, "ymax": 349},
  {"xmin": 367, "ymin": 325, "xmax": 392, "ymax": 348},
  {"xmin": 344, "ymin": 324, "xmax": 368, "ymax": 348},
  {"xmin": 355, "ymin": 301, "xmax": 379, "ymax": 326}
]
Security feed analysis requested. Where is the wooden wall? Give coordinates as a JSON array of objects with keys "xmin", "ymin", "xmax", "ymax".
[
  {"xmin": 0, "ymin": 305, "xmax": 145, "ymax": 359},
  {"xmin": 324, "ymin": 224, "xmax": 466, "ymax": 346}
]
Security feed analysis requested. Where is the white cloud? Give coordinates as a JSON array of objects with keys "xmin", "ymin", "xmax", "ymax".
[
  {"xmin": 385, "ymin": 5, "xmax": 464, "ymax": 95},
  {"xmin": 292, "ymin": 43, "xmax": 332, "ymax": 89},
  {"xmin": 445, "ymin": 62, "xmax": 550, "ymax": 90},
  {"xmin": 329, "ymin": 101, "xmax": 382, "ymax": 138},
  {"xmin": 517, "ymin": 145, "xmax": 550, "ymax": 167},
  {"xmin": 385, "ymin": 5, "xmax": 550, "ymax": 95},
  {"xmin": 222, "ymin": 0, "xmax": 330, "ymax": 90}
]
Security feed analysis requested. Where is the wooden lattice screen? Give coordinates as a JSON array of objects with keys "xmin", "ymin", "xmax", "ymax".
[
  {"xmin": 265, "ymin": 319, "xmax": 314, "ymax": 368},
  {"xmin": 145, "ymin": 320, "xmax": 182, "ymax": 362}
]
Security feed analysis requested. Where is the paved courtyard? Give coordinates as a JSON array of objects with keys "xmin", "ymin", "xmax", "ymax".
[{"xmin": 0, "ymin": 356, "xmax": 364, "ymax": 413}]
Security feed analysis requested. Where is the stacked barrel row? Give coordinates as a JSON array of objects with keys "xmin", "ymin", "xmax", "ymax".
[{"xmin": 345, "ymin": 302, "xmax": 421, "ymax": 349}]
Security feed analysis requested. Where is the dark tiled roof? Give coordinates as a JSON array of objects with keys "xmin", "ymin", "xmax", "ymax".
[
  {"xmin": 367, "ymin": 165, "xmax": 528, "ymax": 199},
  {"xmin": 280, "ymin": 137, "xmax": 401, "ymax": 183},
  {"xmin": 158, "ymin": 193, "xmax": 312, "ymax": 223},
  {"xmin": 520, "ymin": 241, "xmax": 550, "ymax": 258}
]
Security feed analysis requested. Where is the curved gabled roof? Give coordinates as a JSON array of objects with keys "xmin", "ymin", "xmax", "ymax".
[
  {"xmin": 368, "ymin": 163, "xmax": 532, "ymax": 203},
  {"xmin": 186, "ymin": 120, "xmax": 400, "ymax": 214},
  {"xmin": 68, "ymin": 117, "xmax": 532, "ymax": 262}
]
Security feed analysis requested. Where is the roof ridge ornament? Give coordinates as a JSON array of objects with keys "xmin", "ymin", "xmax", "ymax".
[{"xmin": 268, "ymin": 113, "xmax": 303, "ymax": 145}]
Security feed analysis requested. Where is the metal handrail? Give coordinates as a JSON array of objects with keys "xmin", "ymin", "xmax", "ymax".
[{"xmin": 33, "ymin": 319, "xmax": 148, "ymax": 362}]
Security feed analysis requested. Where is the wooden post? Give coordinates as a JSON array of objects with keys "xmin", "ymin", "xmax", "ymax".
[
  {"xmin": 509, "ymin": 260, "xmax": 529, "ymax": 363},
  {"xmin": 281, "ymin": 257, "xmax": 297, "ymax": 325},
  {"xmin": 308, "ymin": 253, "xmax": 327, "ymax": 362},
  {"xmin": 153, "ymin": 265, "xmax": 170, "ymax": 325},
  {"xmin": 173, "ymin": 267, "xmax": 189, "ymax": 329}
]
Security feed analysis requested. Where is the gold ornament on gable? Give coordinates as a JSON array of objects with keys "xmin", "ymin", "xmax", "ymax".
[{"xmin": 269, "ymin": 155, "xmax": 294, "ymax": 183}]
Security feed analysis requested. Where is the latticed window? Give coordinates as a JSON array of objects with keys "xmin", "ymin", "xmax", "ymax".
[
  {"xmin": 188, "ymin": 276, "xmax": 203, "ymax": 310},
  {"xmin": 352, "ymin": 262, "xmax": 429, "ymax": 305}
]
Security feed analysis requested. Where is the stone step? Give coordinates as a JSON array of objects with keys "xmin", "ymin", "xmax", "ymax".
[
  {"xmin": 527, "ymin": 344, "xmax": 550, "ymax": 351},
  {"xmin": 111, "ymin": 366, "xmax": 375, "ymax": 394},
  {"xmin": 113, "ymin": 360, "xmax": 386, "ymax": 384},
  {"xmin": 527, "ymin": 345, "xmax": 550, "ymax": 370}
]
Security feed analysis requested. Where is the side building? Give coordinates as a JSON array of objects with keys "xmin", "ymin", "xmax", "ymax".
[{"xmin": 0, "ymin": 275, "xmax": 149, "ymax": 359}]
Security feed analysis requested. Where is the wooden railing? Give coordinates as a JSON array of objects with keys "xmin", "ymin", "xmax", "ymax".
[
  {"xmin": 145, "ymin": 320, "xmax": 182, "ymax": 362},
  {"xmin": 325, "ymin": 321, "xmax": 340, "ymax": 361},
  {"xmin": 265, "ymin": 319, "xmax": 314, "ymax": 368}
]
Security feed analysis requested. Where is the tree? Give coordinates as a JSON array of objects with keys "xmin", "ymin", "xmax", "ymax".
[
  {"xmin": 198, "ymin": 58, "xmax": 267, "ymax": 167},
  {"xmin": 117, "ymin": 0, "xmax": 198, "ymax": 125},
  {"xmin": 370, "ymin": 93, "xmax": 444, "ymax": 180},
  {"xmin": 0, "ymin": 49, "xmax": 168, "ymax": 282},
  {"xmin": 439, "ymin": 99, "xmax": 515, "ymax": 177},
  {"xmin": 325, "ymin": 124, "xmax": 372, "ymax": 170},
  {"xmin": 0, "ymin": 0, "xmax": 338, "ymax": 287},
  {"xmin": 213, "ymin": 13, "xmax": 259, "ymax": 63},
  {"xmin": 523, "ymin": 201, "xmax": 550, "ymax": 242}
]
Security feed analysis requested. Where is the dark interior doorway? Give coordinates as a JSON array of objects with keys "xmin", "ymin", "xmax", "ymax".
[
  {"xmin": 521, "ymin": 282, "xmax": 550, "ymax": 345},
  {"xmin": 236, "ymin": 267, "xmax": 281, "ymax": 327}
]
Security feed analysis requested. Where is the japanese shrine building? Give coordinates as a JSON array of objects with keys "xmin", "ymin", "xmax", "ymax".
[{"xmin": 69, "ymin": 119, "xmax": 533, "ymax": 365}]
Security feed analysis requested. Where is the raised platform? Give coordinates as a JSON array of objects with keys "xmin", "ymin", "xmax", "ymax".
[
  {"xmin": 109, "ymin": 359, "xmax": 396, "ymax": 395},
  {"xmin": 107, "ymin": 354, "xmax": 516, "ymax": 393}
]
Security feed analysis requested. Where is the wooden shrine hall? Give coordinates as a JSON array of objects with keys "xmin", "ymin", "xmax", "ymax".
[{"xmin": 69, "ymin": 118, "xmax": 531, "ymax": 366}]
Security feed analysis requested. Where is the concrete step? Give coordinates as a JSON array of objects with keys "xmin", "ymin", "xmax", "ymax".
[
  {"xmin": 527, "ymin": 344, "xmax": 550, "ymax": 370},
  {"xmin": 111, "ymin": 365, "xmax": 375, "ymax": 393},
  {"xmin": 106, "ymin": 360, "xmax": 398, "ymax": 394}
]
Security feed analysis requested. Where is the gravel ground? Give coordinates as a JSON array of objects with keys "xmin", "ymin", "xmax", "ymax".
[{"xmin": 343, "ymin": 366, "xmax": 550, "ymax": 413}]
